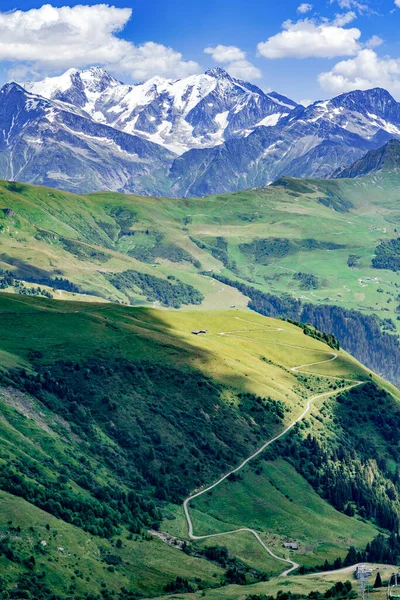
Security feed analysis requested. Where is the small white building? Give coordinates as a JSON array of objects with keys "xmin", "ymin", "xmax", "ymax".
[{"xmin": 284, "ymin": 542, "xmax": 299, "ymax": 550}]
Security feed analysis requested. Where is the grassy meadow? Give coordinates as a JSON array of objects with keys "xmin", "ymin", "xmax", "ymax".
[{"xmin": 1, "ymin": 172, "xmax": 400, "ymax": 328}]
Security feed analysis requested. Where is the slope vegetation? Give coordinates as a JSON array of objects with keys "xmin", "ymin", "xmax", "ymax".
[
  {"xmin": 1, "ymin": 295, "xmax": 400, "ymax": 597},
  {"xmin": 2, "ymin": 169, "xmax": 400, "ymax": 384}
]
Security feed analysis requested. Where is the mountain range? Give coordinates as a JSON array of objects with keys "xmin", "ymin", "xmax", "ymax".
[
  {"xmin": 0, "ymin": 66, "xmax": 400, "ymax": 195},
  {"xmin": 24, "ymin": 66, "xmax": 298, "ymax": 155}
]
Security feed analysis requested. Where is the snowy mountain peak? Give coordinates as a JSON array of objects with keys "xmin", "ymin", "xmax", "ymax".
[
  {"xmin": 282, "ymin": 86, "xmax": 400, "ymax": 145},
  {"xmin": 1, "ymin": 81, "xmax": 26, "ymax": 95},
  {"xmin": 18, "ymin": 66, "xmax": 297, "ymax": 154},
  {"xmin": 23, "ymin": 67, "xmax": 122, "ymax": 111},
  {"xmin": 0, "ymin": 82, "xmax": 53, "ymax": 113},
  {"xmin": 330, "ymin": 87, "xmax": 397, "ymax": 114},
  {"xmin": 79, "ymin": 66, "xmax": 121, "ymax": 92},
  {"xmin": 204, "ymin": 67, "xmax": 231, "ymax": 79},
  {"xmin": 141, "ymin": 75, "xmax": 172, "ymax": 90}
]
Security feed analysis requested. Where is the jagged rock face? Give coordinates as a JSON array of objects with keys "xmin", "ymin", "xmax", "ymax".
[
  {"xmin": 334, "ymin": 139, "xmax": 400, "ymax": 179},
  {"xmin": 23, "ymin": 67, "xmax": 297, "ymax": 154},
  {"xmin": 169, "ymin": 87, "xmax": 400, "ymax": 196},
  {"xmin": 0, "ymin": 83, "xmax": 173, "ymax": 195},
  {"xmin": 1, "ymin": 68, "xmax": 400, "ymax": 197}
]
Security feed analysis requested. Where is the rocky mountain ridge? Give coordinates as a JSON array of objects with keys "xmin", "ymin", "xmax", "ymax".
[{"xmin": 0, "ymin": 67, "xmax": 399, "ymax": 195}]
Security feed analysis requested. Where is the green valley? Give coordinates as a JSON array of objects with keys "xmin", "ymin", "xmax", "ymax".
[
  {"xmin": 0, "ymin": 295, "xmax": 400, "ymax": 598},
  {"xmin": 3, "ymin": 166, "xmax": 400, "ymax": 385},
  {"xmin": 1, "ymin": 171, "xmax": 400, "ymax": 319}
]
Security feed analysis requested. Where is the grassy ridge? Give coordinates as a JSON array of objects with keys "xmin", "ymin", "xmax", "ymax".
[{"xmin": 1, "ymin": 172, "xmax": 400, "ymax": 320}]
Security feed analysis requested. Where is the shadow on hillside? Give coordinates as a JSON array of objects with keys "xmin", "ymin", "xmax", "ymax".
[
  {"xmin": 0, "ymin": 294, "xmax": 282, "ymax": 498},
  {"xmin": 0, "ymin": 254, "xmax": 64, "ymax": 279}
]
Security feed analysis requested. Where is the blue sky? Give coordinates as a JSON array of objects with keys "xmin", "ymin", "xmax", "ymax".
[{"xmin": 0, "ymin": 0, "xmax": 399, "ymax": 102}]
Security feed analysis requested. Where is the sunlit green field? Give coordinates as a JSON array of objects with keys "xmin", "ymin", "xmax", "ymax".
[
  {"xmin": 148, "ymin": 564, "xmax": 395, "ymax": 600},
  {"xmin": 0, "ymin": 297, "xmax": 375, "ymax": 416}
]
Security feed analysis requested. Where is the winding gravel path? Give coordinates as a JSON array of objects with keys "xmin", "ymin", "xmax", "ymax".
[{"xmin": 183, "ymin": 321, "xmax": 363, "ymax": 577}]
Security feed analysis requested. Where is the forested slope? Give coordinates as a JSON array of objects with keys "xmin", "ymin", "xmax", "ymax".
[{"xmin": 1, "ymin": 295, "xmax": 400, "ymax": 598}]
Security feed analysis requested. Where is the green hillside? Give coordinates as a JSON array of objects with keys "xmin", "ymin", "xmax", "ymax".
[
  {"xmin": 2, "ymin": 172, "xmax": 400, "ymax": 384},
  {"xmin": 1, "ymin": 172, "xmax": 400, "ymax": 319},
  {"xmin": 1, "ymin": 294, "xmax": 400, "ymax": 598},
  {"xmin": 151, "ymin": 564, "xmax": 392, "ymax": 600}
]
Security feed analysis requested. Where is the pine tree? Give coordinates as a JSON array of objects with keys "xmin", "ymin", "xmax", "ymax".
[
  {"xmin": 344, "ymin": 546, "xmax": 358, "ymax": 566},
  {"xmin": 374, "ymin": 572, "xmax": 383, "ymax": 588}
]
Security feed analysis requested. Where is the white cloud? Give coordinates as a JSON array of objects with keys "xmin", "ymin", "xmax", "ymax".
[
  {"xmin": 0, "ymin": 4, "xmax": 200, "ymax": 81},
  {"xmin": 297, "ymin": 3, "xmax": 313, "ymax": 14},
  {"xmin": 204, "ymin": 44, "xmax": 262, "ymax": 80},
  {"xmin": 332, "ymin": 11, "xmax": 357, "ymax": 25},
  {"xmin": 299, "ymin": 98, "xmax": 314, "ymax": 106},
  {"xmin": 204, "ymin": 45, "xmax": 246, "ymax": 63},
  {"xmin": 365, "ymin": 35, "xmax": 383, "ymax": 49},
  {"xmin": 395, "ymin": 0, "xmax": 400, "ymax": 7},
  {"xmin": 257, "ymin": 18, "xmax": 361, "ymax": 59},
  {"xmin": 330, "ymin": 0, "xmax": 369, "ymax": 12},
  {"xmin": 120, "ymin": 42, "xmax": 200, "ymax": 81},
  {"xmin": 225, "ymin": 59, "xmax": 262, "ymax": 80},
  {"xmin": 318, "ymin": 49, "xmax": 400, "ymax": 96}
]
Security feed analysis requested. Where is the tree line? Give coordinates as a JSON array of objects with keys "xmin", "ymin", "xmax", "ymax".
[
  {"xmin": 105, "ymin": 269, "xmax": 203, "ymax": 308},
  {"xmin": 274, "ymin": 382, "xmax": 400, "ymax": 533}
]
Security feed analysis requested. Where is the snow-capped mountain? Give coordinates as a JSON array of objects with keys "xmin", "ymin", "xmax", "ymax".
[
  {"xmin": 24, "ymin": 66, "xmax": 298, "ymax": 154},
  {"xmin": 0, "ymin": 83, "xmax": 173, "ymax": 195},
  {"xmin": 288, "ymin": 88, "xmax": 400, "ymax": 141},
  {"xmin": 2, "ymin": 67, "xmax": 400, "ymax": 197},
  {"xmin": 169, "ymin": 87, "xmax": 400, "ymax": 196}
]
